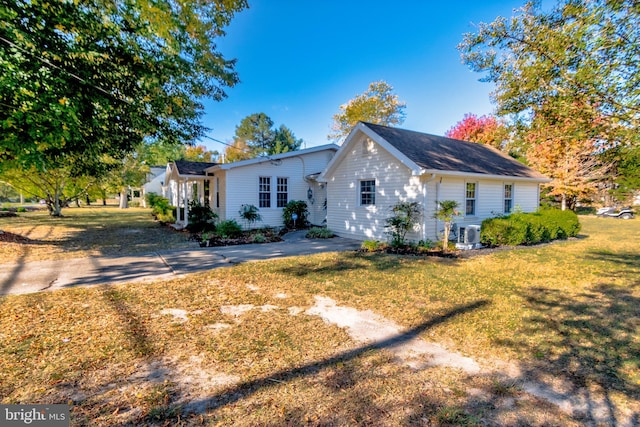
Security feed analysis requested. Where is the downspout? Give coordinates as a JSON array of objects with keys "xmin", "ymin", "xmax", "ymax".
[
  {"xmin": 422, "ymin": 173, "xmax": 437, "ymax": 241},
  {"xmin": 435, "ymin": 177, "xmax": 442, "ymax": 239}
]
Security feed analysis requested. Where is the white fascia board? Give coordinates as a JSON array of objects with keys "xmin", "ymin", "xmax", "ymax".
[
  {"xmin": 206, "ymin": 144, "xmax": 339, "ymax": 173},
  {"xmin": 421, "ymin": 169, "xmax": 552, "ymax": 183}
]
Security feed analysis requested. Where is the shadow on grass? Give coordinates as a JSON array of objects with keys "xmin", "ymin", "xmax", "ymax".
[
  {"xmin": 182, "ymin": 299, "xmax": 488, "ymax": 415},
  {"xmin": 499, "ymin": 276, "xmax": 640, "ymax": 425},
  {"xmin": 585, "ymin": 250, "xmax": 640, "ymax": 273},
  {"xmin": 277, "ymin": 251, "xmax": 458, "ymax": 277}
]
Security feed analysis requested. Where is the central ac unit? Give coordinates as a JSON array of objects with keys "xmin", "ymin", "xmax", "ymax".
[{"xmin": 458, "ymin": 225, "xmax": 481, "ymax": 245}]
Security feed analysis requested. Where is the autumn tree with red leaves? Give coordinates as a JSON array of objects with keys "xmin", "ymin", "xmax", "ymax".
[{"xmin": 445, "ymin": 113, "xmax": 508, "ymax": 150}]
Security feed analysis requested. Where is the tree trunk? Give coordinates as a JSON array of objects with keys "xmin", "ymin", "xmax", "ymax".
[
  {"xmin": 86, "ymin": 194, "xmax": 91, "ymax": 206},
  {"xmin": 561, "ymin": 193, "xmax": 567, "ymax": 211},
  {"xmin": 442, "ymin": 222, "xmax": 451, "ymax": 253},
  {"xmin": 119, "ymin": 188, "xmax": 129, "ymax": 209},
  {"xmin": 49, "ymin": 196, "xmax": 63, "ymax": 217}
]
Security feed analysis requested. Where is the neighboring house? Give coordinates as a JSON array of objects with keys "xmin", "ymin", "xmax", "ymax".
[
  {"xmin": 141, "ymin": 167, "xmax": 166, "ymax": 207},
  {"xmin": 319, "ymin": 122, "xmax": 550, "ymax": 243},
  {"xmin": 165, "ymin": 145, "xmax": 339, "ymax": 229},
  {"xmin": 125, "ymin": 166, "xmax": 166, "ymax": 207}
]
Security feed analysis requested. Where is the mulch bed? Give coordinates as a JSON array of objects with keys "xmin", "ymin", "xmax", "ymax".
[{"xmin": 200, "ymin": 235, "xmax": 283, "ymax": 247}]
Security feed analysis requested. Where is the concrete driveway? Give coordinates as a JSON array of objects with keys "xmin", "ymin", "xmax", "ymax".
[{"xmin": 0, "ymin": 231, "xmax": 362, "ymax": 296}]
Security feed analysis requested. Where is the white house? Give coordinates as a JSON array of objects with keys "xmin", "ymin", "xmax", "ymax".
[
  {"xmin": 165, "ymin": 145, "xmax": 338, "ymax": 229},
  {"xmin": 319, "ymin": 122, "xmax": 550, "ymax": 243},
  {"xmin": 140, "ymin": 167, "xmax": 166, "ymax": 207}
]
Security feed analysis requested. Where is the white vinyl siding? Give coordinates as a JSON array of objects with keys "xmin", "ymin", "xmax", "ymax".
[
  {"xmin": 324, "ymin": 136, "xmax": 423, "ymax": 241},
  {"xmin": 221, "ymin": 149, "xmax": 335, "ymax": 228}
]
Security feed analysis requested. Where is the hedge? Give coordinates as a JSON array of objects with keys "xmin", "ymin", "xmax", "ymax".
[{"xmin": 480, "ymin": 208, "xmax": 581, "ymax": 247}]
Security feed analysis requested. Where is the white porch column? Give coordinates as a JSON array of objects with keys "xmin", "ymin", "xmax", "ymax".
[{"xmin": 182, "ymin": 180, "xmax": 189, "ymax": 225}]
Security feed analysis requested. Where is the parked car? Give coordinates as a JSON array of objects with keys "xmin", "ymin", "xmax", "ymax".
[{"xmin": 596, "ymin": 206, "xmax": 635, "ymax": 219}]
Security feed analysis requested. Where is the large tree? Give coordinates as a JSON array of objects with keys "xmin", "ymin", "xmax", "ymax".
[
  {"xmin": 459, "ymin": 0, "xmax": 639, "ymax": 208},
  {"xmin": 459, "ymin": 0, "xmax": 639, "ymax": 145},
  {"xmin": 222, "ymin": 138, "xmax": 253, "ymax": 163},
  {"xmin": 526, "ymin": 97, "xmax": 613, "ymax": 210},
  {"xmin": 0, "ymin": 0, "xmax": 246, "ymax": 215},
  {"xmin": 329, "ymin": 81, "xmax": 406, "ymax": 142},
  {"xmin": 234, "ymin": 113, "xmax": 303, "ymax": 157}
]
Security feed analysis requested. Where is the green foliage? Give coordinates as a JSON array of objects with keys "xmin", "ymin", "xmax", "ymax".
[
  {"xmin": 145, "ymin": 193, "xmax": 175, "ymax": 223},
  {"xmin": 234, "ymin": 113, "xmax": 302, "ymax": 158},
  {"xmin": 385, "ymin": 201, "xmax": 421, "ymax": 247},
  {"xmin": 481, "ymin": 209, "xmax": 581, "ymax": 247},
  {"xmin": 329, "ymin": 81, "xmax": 406, "ymax": 142},
  {"xmin": 305, "ymin": 227, "xmax": 335, "ymax": 239},
  {"xmin": 0, "ymin": 0, "xmax": 246, "ymax": 184},
  {"xmin": 610, "ymin": 145, "xmax": 640, "ymax": 204},
  {"xmin": 215, "ymin": 219, "xmax": 242, "ymax": 239},
  {"xmin": 250, "ymin": 233, "xmax": 267, "ymax": 243},
  {"xmin": 434, "ymin": 200, "xmax": 460, "ymax": 252},
  {"xmin": 416, "ymin": 240, "xmax": 435, "ymax": 253},
  {"xmin": 360, "ymin": 240, "xmax": 389, "ymax": 252},
  {"xmin": 239, "ymin": 204, "xmax": 261, "ymax": 229},
  {"xmin": 459, "ymin": 0, "xmax": 640, "ymax": 207},
  {"xmin": 1, "ymin": 166, "xmax": 94, "ymax": 216},
  {"xmin": 459, "ymin": 0, "xmax": 639, "ymax": 148},
  {"xmin": 187, "ymin": 200, "xmax": 217, "ymax": 233},
  {"xmin": 282, "ymin": 200, "xmax": 308, "ymax": 229}
]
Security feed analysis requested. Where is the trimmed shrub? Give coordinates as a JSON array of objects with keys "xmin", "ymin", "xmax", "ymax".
[
  {"xmin": 282, "ymin": 200, "xmax": 308, "ymax": 228},
  {"xmin": 480, "ymin": 208, "xmax": 580, "ymax": 247},
  {"xmin": 305, "ymin": 227, "xmax": 335, "ymax": 239},
  {"xmin": 187, "ymin": 200, "xmax": 217, "ymax": 233},
  {"xmin": 481, "ymin": 217, "xmax": 528, "ymax": 246},
  {"xmin": 215, "ymin": 219, "xmax": 242, "ymax": 239},
  {"xmin": 146, "ymin": 193, "xmax": 175, "ymax": 222}
]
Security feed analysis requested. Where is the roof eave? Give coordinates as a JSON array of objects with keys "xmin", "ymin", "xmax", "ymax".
[{"xmin": 420, "ymin": 169, "xmax": 551, "ymax": 182}]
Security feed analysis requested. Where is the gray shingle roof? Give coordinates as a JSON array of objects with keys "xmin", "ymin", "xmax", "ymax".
[
  {"xmin": 363, "ymin": 122, "xmax": 546, "ymax": 179},
  {"xmin": 174, "ymin": 160, "xmax": 218, "ymax": 176}
]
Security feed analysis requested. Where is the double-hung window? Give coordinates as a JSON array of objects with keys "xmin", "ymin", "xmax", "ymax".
[
  {"xmin": 504, "ymin": 184, "xmax": 513, "ymax": 214},
  {"xmin": 360, "ymin": 180, "xmax": 376, "ymax": 206},
  {"xmin": 465, "ymin": 182, "xmax": 477, "ymax": 215},
  {"xmin": 277, "ymin": 177, "xmax": 288, "ymax": 208},
  {"xmin": 259, "ymin": 177, "xmax": 271, "ymax": 208}
]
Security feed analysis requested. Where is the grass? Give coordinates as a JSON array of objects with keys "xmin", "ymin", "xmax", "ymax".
[
  {"xmin": 0, "ymin": 209, "xmax": 639, "ymax": 425},
  {"xmin": 0, "ymin": 206, "xmax": 196, "ymax": 262}
]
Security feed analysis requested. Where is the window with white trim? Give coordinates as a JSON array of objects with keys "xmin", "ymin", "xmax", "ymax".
[
  {"xmin": 259, "ymin": 177, "xmax": 271, "ymax": 208},
  {"xmin": 277, "ymin": 177, "xmax": 288, "ymax": 208},
  {"xmin": 504, "ymin": 183, "xmax": 513, "ymax": 214},
  {"xmin": 465, "ymin": 182, "xmax": 476, "ymax": 215},
  {"xmin": 360, "ymin": 180, "xmax": 376, "ymax": 205}
]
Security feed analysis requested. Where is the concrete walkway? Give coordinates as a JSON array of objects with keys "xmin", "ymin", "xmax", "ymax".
[{"xmin": 0, "ymin": 231, "xmax": 362, "ymax": 296}]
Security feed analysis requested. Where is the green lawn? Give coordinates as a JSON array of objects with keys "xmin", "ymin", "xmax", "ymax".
[
  {"xmin": 0, "ymin": 206, "xmax": 196, "ymax": 262},
  {"xmin": 0, "ymin": 210, "xmax": 638, "ymax": 426}
]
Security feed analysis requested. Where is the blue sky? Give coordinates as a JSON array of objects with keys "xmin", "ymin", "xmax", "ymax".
[{"xmin": 201, "ymin": 1, "xmax": 527, "ymax": 153}]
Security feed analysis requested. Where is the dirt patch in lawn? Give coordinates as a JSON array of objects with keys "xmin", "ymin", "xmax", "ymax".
[{"xmin": 304, "ymin": 295, "xmax": 633, "ymax": 426}]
